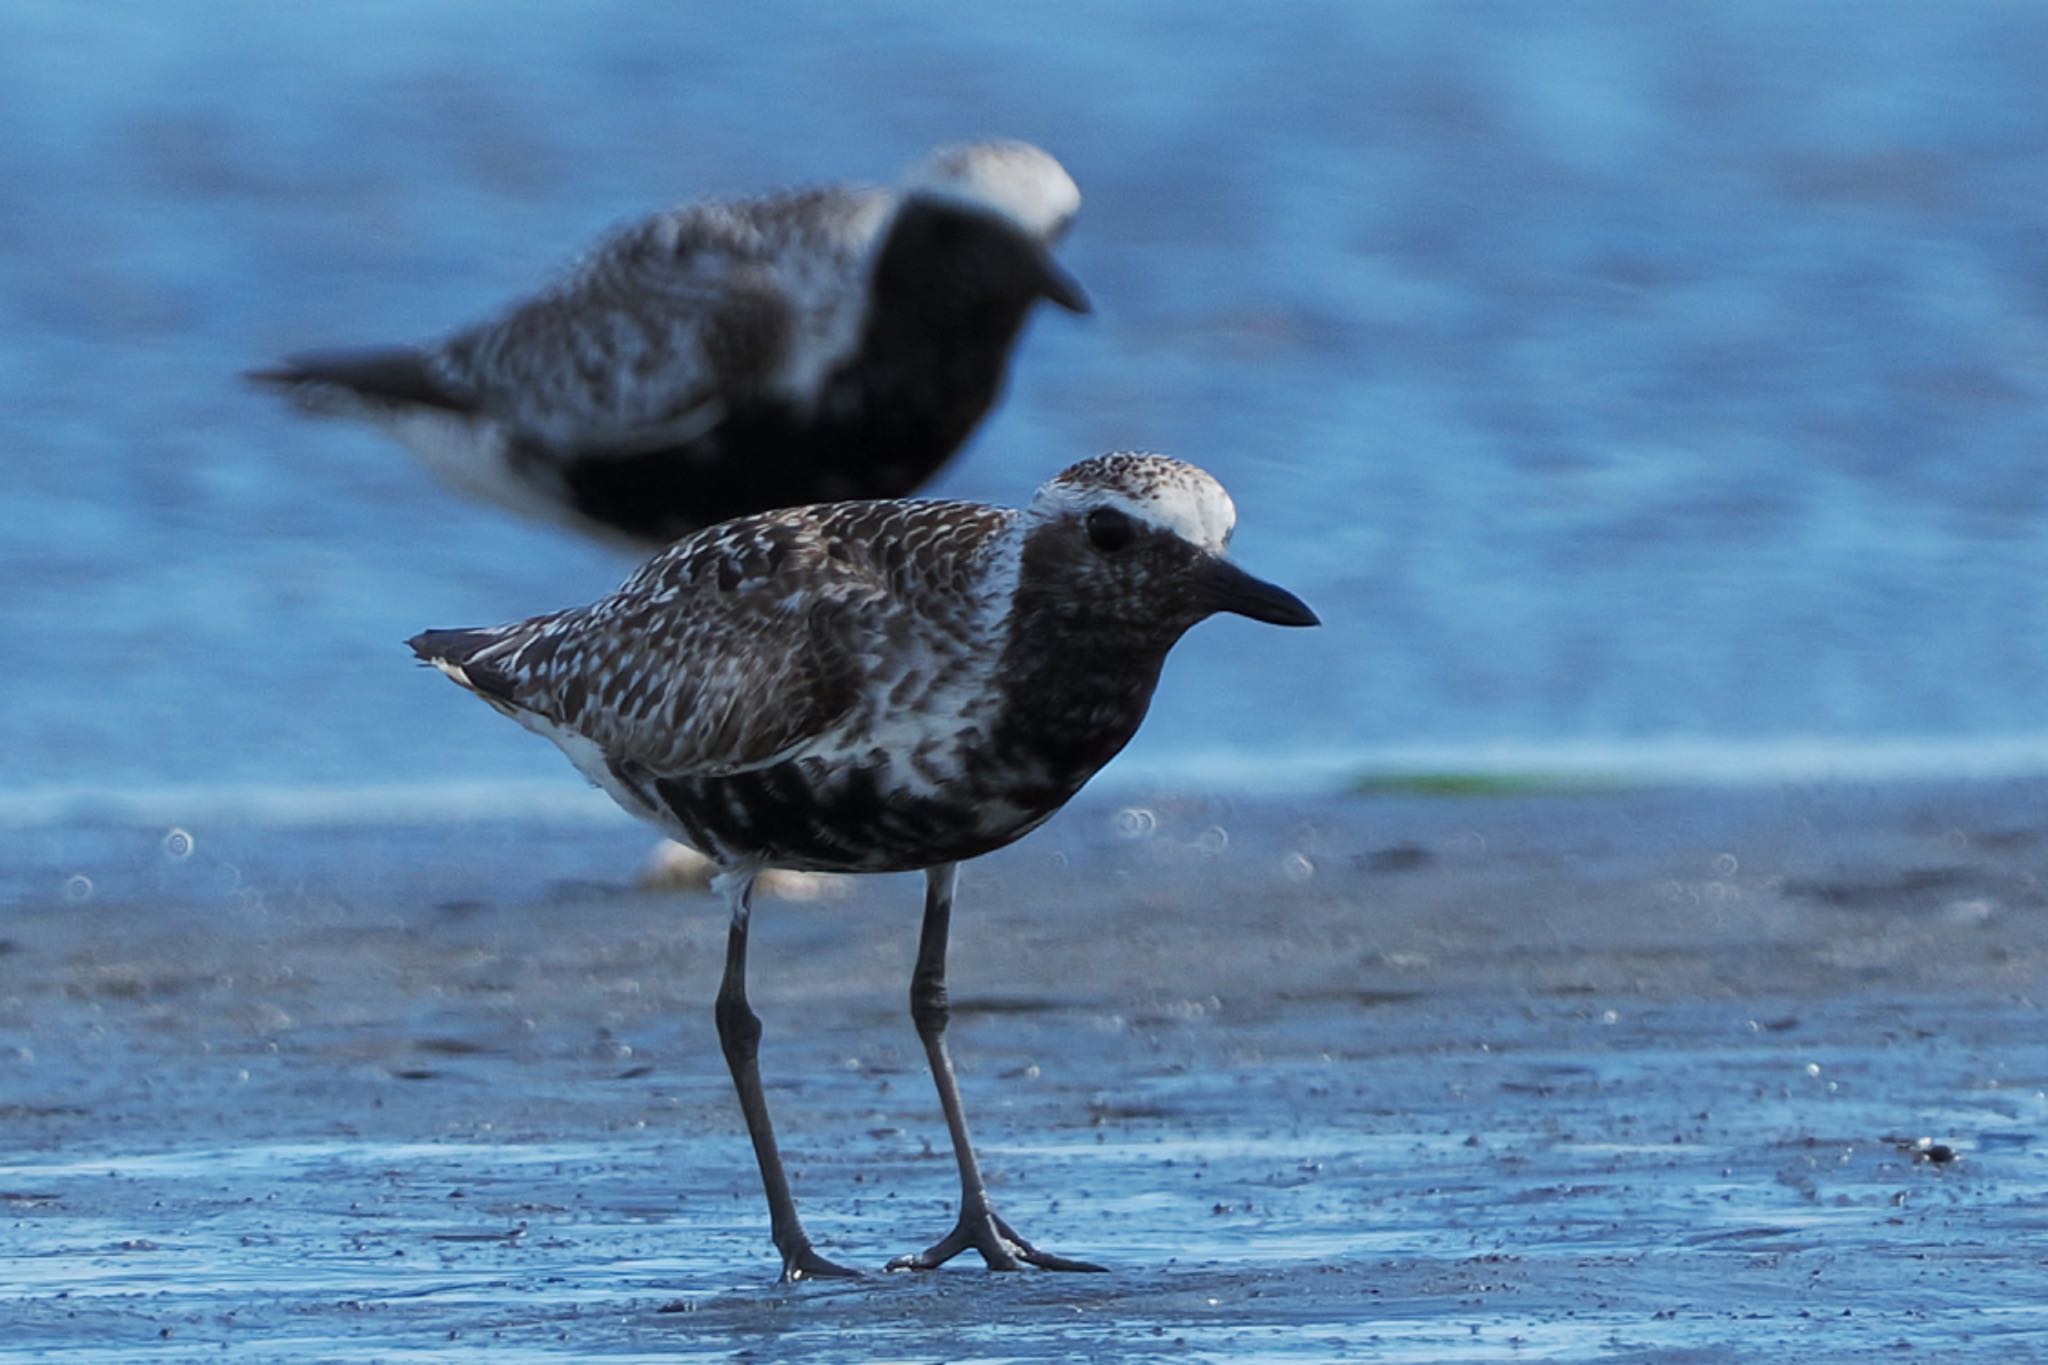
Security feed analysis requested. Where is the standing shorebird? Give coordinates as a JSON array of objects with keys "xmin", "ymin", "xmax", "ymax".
[
  {"xmin": 408, "ymin": 452, "xmax": 1318, "ymax": 1279},
  {"xmin": 252, "ymin": 141, "xmax": 1088, "ymax": 552}
]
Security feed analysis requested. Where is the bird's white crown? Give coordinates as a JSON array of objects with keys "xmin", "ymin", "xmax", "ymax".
[
  {"xmin": 903, "ymin": 140, "xmax": 1081, "ymax": 242},
  {"xmin": 1030, "ymin": 452, "xmax": 1237, "ymax": 553}
]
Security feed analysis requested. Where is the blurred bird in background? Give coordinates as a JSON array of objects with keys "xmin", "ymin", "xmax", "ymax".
[{"xmin": 251, "ymin": 139, "xmax": 1088, "ymax": 553}]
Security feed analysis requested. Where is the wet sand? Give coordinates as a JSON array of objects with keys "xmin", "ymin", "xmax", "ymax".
[{"xmin": 5, "ymin": 780, "xmax": 2048, "ymax": 1360}]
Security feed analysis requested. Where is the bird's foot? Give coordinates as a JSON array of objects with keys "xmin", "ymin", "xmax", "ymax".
[
  {"xmin": 780, "ymin": 1240, "xmax": 863, "ymax": 1282},
  {"xmin": 886, "ymin": 1207, "xmax": 1104, "ymax": 1273}
]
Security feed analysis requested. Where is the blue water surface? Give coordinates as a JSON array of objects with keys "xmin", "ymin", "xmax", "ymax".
[{"xmin": 7, "ymin": 1, "xmax": 2048, "ymax": 812}]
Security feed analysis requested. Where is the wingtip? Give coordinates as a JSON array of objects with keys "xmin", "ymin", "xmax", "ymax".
[
  {"xmin": 239, "ymin": 346, "xmax": 472, "ymax": 414},
  {"xmin": 408, "ymin": 628, "xmax": 508, "ymax": 700},
  {"xmin": 407, "ymin": 628, "xmax": 461, "ymax": 666}
]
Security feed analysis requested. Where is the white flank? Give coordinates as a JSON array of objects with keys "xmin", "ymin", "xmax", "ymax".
[
  {"xmin": 769, "ymin": 192, "xmax": 894, "ymax": 407},
  {"xmin": 374, "ymin": 408, "xmax": 543, "ymax": 518}
]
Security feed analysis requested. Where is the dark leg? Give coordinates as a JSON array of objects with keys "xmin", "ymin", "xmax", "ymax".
[
  {"xmin": 713, "ymin": 870, "xmax": 860, "ymax": 1281},
  {"xmin": 886, "ymin": 863, "xmax": 1104, "ymax": 1273}
]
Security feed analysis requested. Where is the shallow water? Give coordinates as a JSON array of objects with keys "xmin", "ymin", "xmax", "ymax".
[
  {"xmin": 6, "ymin": 784, "xmax": 2048, "ymax": 1358},
  {"xmin": 8, "ymin": 3, "xmax": 2048, "ymax": 808}
]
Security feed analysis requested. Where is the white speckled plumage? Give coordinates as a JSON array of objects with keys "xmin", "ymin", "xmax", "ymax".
[
  {"xmin": 407, "ymin": 451, "xmax": 1316, "ymax": 1280},
  {"xmin": 433, "ymin": 496, "xmax": 1016, "ymax": 786},
  {"xmin": 412, "ymin": 452, "xmax": 1294, "ymax": 869},
  {"xmin": 1035, "ymin": 450, "xmax": 1238, "ymax": 551}
]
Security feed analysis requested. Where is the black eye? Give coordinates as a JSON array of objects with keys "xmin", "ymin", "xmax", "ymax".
[{"xmin": 1086, "ymin": 506, "xmax": 1135, "ymax": 552}]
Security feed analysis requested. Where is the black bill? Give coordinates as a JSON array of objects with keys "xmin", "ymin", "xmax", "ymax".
[
  {"xmin": 1029, "ymin": 244, "xmax": 1092, "ymax": 314},
  {"xmin": 1197, "ymin": 556, "xmax": 1320, "ymax": 627}
]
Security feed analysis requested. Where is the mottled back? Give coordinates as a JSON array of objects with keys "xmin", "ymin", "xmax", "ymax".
[
  {"xmin": 414, "ymin": 498, "xmax": 1018, "ymax": 779},
  {"xmin": 439, "ymin": 187, "xmax": 893, "ymax": 450}
]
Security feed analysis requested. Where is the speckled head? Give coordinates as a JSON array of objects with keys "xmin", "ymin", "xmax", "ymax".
[
  {"xmin": 1016, "ymin": 452, "xmax": 1319, "ymax": 632},
  {"xmin": 1033, "ymin": 452, "xmax": 1237, "ymax": 552},
  {"xmin": 903, "ymin": 140, "xmax": 1082, "ymax": 243}
]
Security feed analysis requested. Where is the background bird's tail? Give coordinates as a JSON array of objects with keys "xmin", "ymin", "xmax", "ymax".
[{"xmin": 248, "ymin": 346, "xmax": 473, "ymax": 416}]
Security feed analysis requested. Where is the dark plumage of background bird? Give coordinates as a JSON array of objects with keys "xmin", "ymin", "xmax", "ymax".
[
  {"xmin": 408, "ymin": 452, "xmax": 1319, "ymax": 1279},
  {"xmin": 252, "ymin": 140, "xmax": 1089, "ymax": 552}
]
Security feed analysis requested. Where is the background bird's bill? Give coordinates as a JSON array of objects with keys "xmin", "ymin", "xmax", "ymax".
[{"xmin": 1030, "ymin": 246, "xmax": 1091, "ymax": 314}]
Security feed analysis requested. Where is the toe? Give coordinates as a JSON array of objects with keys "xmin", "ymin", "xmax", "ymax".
[{"xmin": 782, "ymin": 1244, "xmax": 863, "ymax": 1281}]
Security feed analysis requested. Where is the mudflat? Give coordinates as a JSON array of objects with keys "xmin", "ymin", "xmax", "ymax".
[{"xmin": 4, "ymin": 780, "xmax": 2046, "ymax": 1360}]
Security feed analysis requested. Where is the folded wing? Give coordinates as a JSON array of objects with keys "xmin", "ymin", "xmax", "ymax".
[
  {"xmin": 410, "ymin": 512, "xmax": 889, "ymax": 779},
  {"xmin": 436, "ymin": 187, "xmax": 891, "ymax": 457}
]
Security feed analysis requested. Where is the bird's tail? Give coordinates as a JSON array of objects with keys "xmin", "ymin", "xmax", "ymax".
[
  {"xmin": 408, "ymin": 625, "xmax": 529, "ymax": 711},
  {"xmin": 248, "ymin": 346, "xmax": 473, "ymax": 417}
]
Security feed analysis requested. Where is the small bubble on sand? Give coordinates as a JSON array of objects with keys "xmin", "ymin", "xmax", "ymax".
[
  {"xmin": 1282, "ymin": 851, "xmax": 1315, "ymax": 882},
  {"xmin": 162, "ymin": 828, "xmax": 195, "ymax": 860},
  {"xmin": 1714, "ymin": 852, "xmax": 1739, "ymax": 876},
  {"xmin": 63, "ymin": 874, "xmax": 93, "ymax": 903}
]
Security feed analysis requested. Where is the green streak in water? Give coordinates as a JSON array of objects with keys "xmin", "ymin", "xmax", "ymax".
[{"xmin": 1348, "ymin": 770, "xmax": 1627, "ymax": 798}]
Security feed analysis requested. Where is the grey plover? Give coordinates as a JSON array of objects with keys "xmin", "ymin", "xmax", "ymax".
[
  {"xmin": 253, "ymin": 141, "xmax": 1088, "ymax": 551},
  {"xmin": 408, "ymin": 452, "xmax": 1318, "ymax": 1279}
]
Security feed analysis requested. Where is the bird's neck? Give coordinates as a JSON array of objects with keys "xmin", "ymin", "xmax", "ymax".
[
  {"xmin": 859, "ymin": 201, "xmax": 1044, "ymax": 379},
  {"xmin": 981, "ymin": 562, "xmax": 1183, "ymax": 796}
]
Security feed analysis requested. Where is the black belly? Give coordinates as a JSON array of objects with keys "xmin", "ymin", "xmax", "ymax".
[
  {"xmin": 651, "ymin": 762, "xmax": 1064, "ymax": 874},
  {"xmin": 549, "ymin": 271, "xmax": 1042, "ymax": 549},
  {"xmin": 558, "ymin": 415, "xmax": 936, "ymax": 549},
  {"xmin": 553, "ymin": 372, "xmax": 998, "ymax": 550}
]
